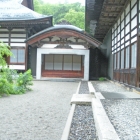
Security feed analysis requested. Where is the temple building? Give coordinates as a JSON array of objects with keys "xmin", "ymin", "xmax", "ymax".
[
  {"xmin": 0, "ymin": 0, "xmax": 140, "ymax": 89},
  {"xmin": 86, "ymin": 0, "xmax": 140, "ymax": 88}
]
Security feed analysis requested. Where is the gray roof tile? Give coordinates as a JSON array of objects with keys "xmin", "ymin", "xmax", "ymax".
[{"xmin": 0, "ymin": 0, "xmax": 50, "ymax": 20}]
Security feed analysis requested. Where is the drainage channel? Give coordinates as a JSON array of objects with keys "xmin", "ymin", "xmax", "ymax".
[{"xmin": 68, "ymin": 81, "xmax": 98, "ymax": 140}]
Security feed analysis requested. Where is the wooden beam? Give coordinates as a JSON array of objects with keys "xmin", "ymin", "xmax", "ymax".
[
  {"xmin": 103, "ymin": 4, "xmax": 125, "ymax": 8},
  {"xmin": 101, "ymin": 11, "xmax": 121, "ymax": 15}
]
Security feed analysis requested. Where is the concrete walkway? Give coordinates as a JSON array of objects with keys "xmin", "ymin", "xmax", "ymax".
[
  {"xmin": 0, "ymin": 81, "xmax": 78, "ymax": 140},
  {"xmin": 92, "ymin": 81, "xmax": 140, "ymax": 98}
]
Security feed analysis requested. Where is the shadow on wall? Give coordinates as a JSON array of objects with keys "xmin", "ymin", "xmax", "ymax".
[{"xmin": 89, "ymin": 48, "xmax": 108, "ymax": 80}]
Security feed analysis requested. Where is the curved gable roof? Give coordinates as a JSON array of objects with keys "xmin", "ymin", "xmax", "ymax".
[{"xmin": 26, "ymin": 25, "xmax": 102, "ymax": 48}]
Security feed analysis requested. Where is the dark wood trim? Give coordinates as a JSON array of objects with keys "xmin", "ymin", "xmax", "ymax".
[
  {"xmin": 26, "ymin": 30, "xmax": 101, "ymax": 48},
  {"xmin": 25, "ymin": 44, "xmax": 28, "ymax": 70}
]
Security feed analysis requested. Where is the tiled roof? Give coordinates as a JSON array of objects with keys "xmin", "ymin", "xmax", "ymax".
[{"xmin": 0, "ymin": 0, "xmax": 50, "ymax": 20}]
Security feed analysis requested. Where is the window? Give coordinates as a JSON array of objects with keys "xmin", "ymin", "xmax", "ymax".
[
  {"xmin": 125, "ymin": 47, "xmax": 129, "ymax": 68},
  {"xmin": 10, "ymin": 48, "xmax": 25, "ymax": 64},
  {"xmin": 131, "ymin": 43, "xmax": 137, "ymax": 68}
]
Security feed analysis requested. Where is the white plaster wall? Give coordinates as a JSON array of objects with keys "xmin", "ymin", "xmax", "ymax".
[
  {"xmin": 36, "ymin": 48, "xmax": 89, "ymax": 80},
  {"xmin": 9, "ymin": 65, "xmax": 25, "ymax": 70}
]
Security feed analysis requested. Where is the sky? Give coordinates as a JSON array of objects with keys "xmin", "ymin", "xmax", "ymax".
[{"xmin": 42, "ymin": 0, "xmax": 85, "ymax": 5}]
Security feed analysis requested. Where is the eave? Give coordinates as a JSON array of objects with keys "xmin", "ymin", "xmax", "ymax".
[
  {"xmin": 86, "ymin": 0, "xmax": 130, "ymax": 42},
  {"xmin": 25, "ymin": 25, "xmax": 102, "ymax": 48},
  {"xmin": 0, "ymin": 16, "xmax": 53, "ymax": 27}
]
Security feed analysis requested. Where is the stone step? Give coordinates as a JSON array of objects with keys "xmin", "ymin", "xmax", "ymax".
[{"xmin": 71, "ymin": 94, "xmax": 95, "ymax": 104}]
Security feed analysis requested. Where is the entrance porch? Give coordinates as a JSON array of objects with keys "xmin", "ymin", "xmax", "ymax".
[{"xmin": 36, "ymin": 48, "xmax": 89, "ymax": 80}]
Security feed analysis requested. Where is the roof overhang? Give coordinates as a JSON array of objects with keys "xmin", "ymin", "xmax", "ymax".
[
  {"xmin": 0, "ymin": 16, "xmax": 53, "ymax": 26},
  {"xmin": 25, "ymin": 25, "xmax": 102, "ymax": 48},
  {"xmin": 85, "ymin": 0, "xmax": 130, "ymax": 41}
]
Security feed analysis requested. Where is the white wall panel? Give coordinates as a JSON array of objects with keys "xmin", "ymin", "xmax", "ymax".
[
  {"xmin": 12, "ymin": 29, "xmax": 25, "ymax": 32},
  {"xmin": 131, "ymin": 16, "xmax": 137, "ymax": 30},
  {"xmin": 11, "ymin": 38, "xmax": 26, "ymax": 42},
  {"xmin": 45, "ymin": 54, "xmax": 53, "ymax": 70},
  {"xmin": 121, "ymin": 12, "xmax": 124, "ymax": 21},
  {"xmin": 131, "ymin": 28, "xmax": 137, "ymax": 37},
  {"xmin": 0, "ymin": 29, "xmax": 8, "ymax": 32},
  {"xmin": 9, "ymin": 65, "xmax": 25, "ymax": 70},
  {"xmin": 126, "ymin": 13, "xmax": 130, "ymax": 24},
  {"xmin": 121, "ymin": 20, "xmax": 124, "ymax": 30},
  {"xmin": 63, "ymin": 55, "xmax": 72, "ymax": 70},
  {"xmin": 125, "ymin": 34, "xmax": 130, "ymax": 41},
  {"xmin": 73, "ymin": 55, "xmax": 81, "ymax": 70},
  {"xmin": 117, "ymin": 18, "xmax": 120, "ymax": 25},
  {"xmin": 0, "ymin": 38, "xmax": 9, "ymax": 42},
  {"xmin": 131, "ymin": 0, "xmax": 137, "ymax": 8},
  {"xmin": 121, "ymin": 29, "xmax": 124, "ymax": 38},
  {"xmin": 54, "ymin": 54, "xmax": 63, "ymax": 70},
  {"xmin": 121, "ymin": 39, "xmax": 124, "ymax": 44},
  {"xmin": 10, "ymin": 43, "xmax": 26, "ymax": 47},
  {"xmin": 121, "ymin": 45, "xmax": 124, "ymax": 49},
  {"xmin": 0, "ymin": 34, "xmax": 9, "ymax": 37},
  {"xmin": 125, "ymin": 24, "xmax": 130, "ymax": 34},
  {"xmin": 131, "ymin": 5, "xmax": 137, "ymax": 18},
  {"xmin": 125, "ymin": 4, "xmax": 130, "ymax": 15},
  {"xmin": 131, "ymin": 36, "xmax": 137, "ymax": 43},
  {"xmin": 11, "ymin": 34, "xmax": 26, "ymax": 37},
  {"xmin": 125, "ymin": 41, "xmax": 130, "ymax": 46}
]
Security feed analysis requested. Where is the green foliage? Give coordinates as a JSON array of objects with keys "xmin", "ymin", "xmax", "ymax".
[
  {"xmin": 15, "ymin": 69, "xmax": 33, "ymax": 94},
  {"xmin": 2, "ymin": 68, "xmax": 17, "ymax": 83},
  {"xmin": 0, "ymin": 78, "xmax": 12, "ymax": 97},
  {"xmin": 0, "ymin": 41, "xmax": 12, "ymax": 67},
  {"xmin": 59, "ymin": 9, "xmax": 85, "ymax": 29},
  {"xmin": 0, "ymin": 69, "xmax": 33, "ymax": 96},
  {"xmin": 99, "ymin": 77, "xmax": 106, "ymax": 81},
  {"xmin": 33, "ymin": 0, "xmax": 85, "ymax": 29},
  {"xmin": 0, "ymin": 41, "xmax": 33, "ymax": 97}
]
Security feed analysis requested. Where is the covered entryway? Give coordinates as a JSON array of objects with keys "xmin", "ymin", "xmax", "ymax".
[
  {"xmin": 36, "ymin": 48, "xmax": 89, "ymax": 80},
  {"xmin": 25, "ymin": 25, "xmax": 102, "ymax": 80}
]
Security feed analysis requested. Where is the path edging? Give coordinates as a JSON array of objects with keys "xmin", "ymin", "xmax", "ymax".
[
  {"xmin": 61, "ymin": 82, "xmax": 81, "ymax": 140},
  {"xmin": 92, "ymin": 98, "xmax": 120, "ymax": 140}
]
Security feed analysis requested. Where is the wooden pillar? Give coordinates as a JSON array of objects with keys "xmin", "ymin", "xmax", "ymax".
[{"xmin": 136, "ymin": 35, "xmax": 140, "ymax": 87}]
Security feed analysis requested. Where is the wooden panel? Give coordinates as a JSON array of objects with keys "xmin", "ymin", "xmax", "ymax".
[
  {"xmin": 129, "ymin": 73, "xmax": 136, "ymax": 86},
  {"xmin": 42, "ymin": 70, "xmax": 84, "ymax": 78}
]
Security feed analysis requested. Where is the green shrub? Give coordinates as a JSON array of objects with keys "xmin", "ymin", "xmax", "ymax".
[
  {"xmin": 0, "ymin": 78, "xmax": 13, "ymax": 97},
  {"xmin": 2, "ymin": 68, "xmax": 17, "ymax": 83},
  {"xmin": 12, "ymin": 69, "xmax": 33, "ymax": 94},
  {"xmin": 0, "ymin": 69, "xmax": 33, "ymax": 96},
  {"xmin": 99, "ymin": 77, "xmax": 106, "ymax": 81}
]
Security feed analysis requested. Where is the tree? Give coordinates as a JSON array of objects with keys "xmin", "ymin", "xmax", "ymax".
[
  {"xmin": 59, "ymin": 9, "xmax": 85, "ymax": 29},
  {"xmin": 33, "ymin": 0, "xmax": 85, "ymax": 29}
]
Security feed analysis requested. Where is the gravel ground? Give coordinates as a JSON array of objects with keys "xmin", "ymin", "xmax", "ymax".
[
  {"xmin": 69, "ymin": 81, "xmax": 97, "ymax": 140},
  {"xmin": 101, "ymin": 99, "xmax": 140, "ymax": 140},
  {"xmin": 68, "ymin": 105, "xmax": 97, "ymax": 140},
  {"xmin": 79, "ymin": 81, "xmax": 89, "ymax": 94},
  {"xmin": 92, "ymin": 81, "xmax": 140, "ymax": 98},
  {"xmin": 0, "ymin": 81, "xmax": 78, "ymax": 140},
  {"xmin": 92, "ymin": 81, "xmax": 140, "ymax": 139}
]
